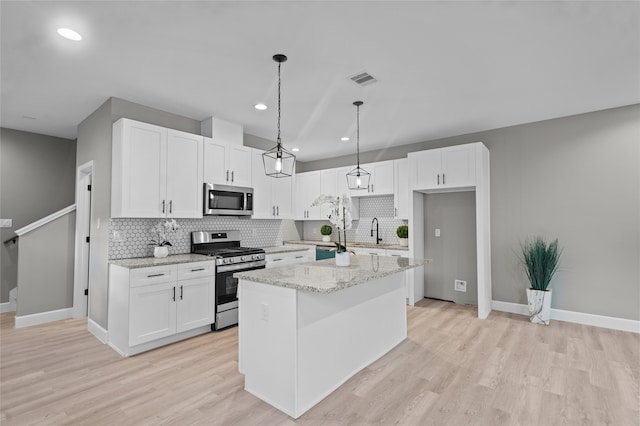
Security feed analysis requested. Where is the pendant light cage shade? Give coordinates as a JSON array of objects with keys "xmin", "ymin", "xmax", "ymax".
[
  {"xmin": 264, "ymin": 53, "xmax": 296, "ymax": 178},
  {"xmin": 263, "ymin": 144, "xmax": 296, "ymax": 178},
  {"xmin": 346, "ymin": 166, "xmax": 371, "ymax": 191},
  {"xmin": 347, "ymin": 100, "xmax": 370, "ymax": 190}
]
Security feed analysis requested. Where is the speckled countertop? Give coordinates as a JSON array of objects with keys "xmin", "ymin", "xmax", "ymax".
[
  {"xmin": 110, "ymin": 254, "xmax": 211, "ymax": 269},
  {"xmin": 284, "ymin": 240, "xmax": 409, "ymax": 251},
  {"xmin": 235, "ymin": 255, "xmax": 429, "ymax": 293},
  {"xmin": 263, "ymin": 246, "xmax": 314, "ymax": 255}
]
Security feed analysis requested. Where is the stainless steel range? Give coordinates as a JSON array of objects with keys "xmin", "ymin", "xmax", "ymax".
[{"xmin": 191, "ymin": 230, "xmax": 265, "ymax": 330}]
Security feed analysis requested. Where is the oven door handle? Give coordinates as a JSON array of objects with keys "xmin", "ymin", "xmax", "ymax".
[{"xmin": 217, "ymin": 260, "xmax": 266, "ymax": 273}]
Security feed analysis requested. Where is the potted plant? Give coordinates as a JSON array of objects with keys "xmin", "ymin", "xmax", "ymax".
[
  {"xmin": 396, "ymin": 225, "xmax": 409, "ymax": 247},
  {"xmin": 520, "ymin": 236, "xmax": 562, "ymax": 325},
  {"xmin": 149, "ymin": 219, "xmax": 180, "ymax": 258},
  {"xmin": 320, "ymin": 224, "xmax": 332, "ymax": 242}
]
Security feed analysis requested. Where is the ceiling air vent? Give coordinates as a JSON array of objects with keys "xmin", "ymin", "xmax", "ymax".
[{"xmin": 349, "ymin": 71, "xmax": 377, "ymax": 87}]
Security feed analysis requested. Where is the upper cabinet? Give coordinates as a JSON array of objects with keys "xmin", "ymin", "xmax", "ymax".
[
  {"xmin": 294, "ymin": 171, "xmax": 322, "ymax": 220},
  {"xmin": 202, "ymin": 117, "xmax": 251, "ymax": 187},
  {"xmin": 250, "ymin": 149, "xmax": 292, "ymax": 219},
  {"xmin": 393, "ymin": 158, "xmax": 409, "ymax": 220},
  {"xmin": 320, "ymin": 167, "xmax": 359, "ymax": 220},
  {"xmin": 408, "ymin": 144, "xmax": 476, "ymax": 190},
  {"xmin": 111, "ymin": 118, "xmax": 203, "ymax": 219},
  {"xmin": 351, "ymin": 160, "xmax": 394, "ymax": 197}
]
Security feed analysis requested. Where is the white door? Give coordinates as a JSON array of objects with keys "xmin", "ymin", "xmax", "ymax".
[
  {"xmin": 166, "ymin": 130, "xmax": 203, "ymax": 218},
  {"xmin": 320, "ymin": 169, "xmax": 338, "ymax": 219},
  {"xmin": 370, "ymin": 161, "xmax": 394, "ymax": 195},
  {"xmin": 441, "ymin": 145, "xmax": 476, "ymax": 188},
  {"xmin": 394, "ymin": 159, "xmax": 409, "ymax": 219},
  {"xmin": 228, "ymin": 145, "xmax": 252, "ymax": 187},
  {"xmin": 272, "ymin": 175, "xmax": 293, "ymax": 219},
  {"xmin": 251, "ymin": 149, "xmax": 274, "ymax": 218},
  {"xmin": 176, "ymin": 277, "xmax": 215, "ymax": 333},
  {"xmin": 203, "ymin": 137, "xmax": 228, "ymax": 184},
  {"xmin": 413, "ymin": 149, "xmax": 442, "ymax": 189},
  {"xmin": 129, "ymin": 283, "xmax": 177, "ymax": 346}
]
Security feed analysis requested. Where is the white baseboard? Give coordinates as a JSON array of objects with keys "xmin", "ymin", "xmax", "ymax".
[
  {"xmin": 15, "ymin": 307, "xmax": 74, "ymax": 328},
  {"xmin": 88, "ymin": 318, "xmax": 108, "ymax": 344},
  {"xmin": 0, "ymin": 302, "xmax": 15, "ymax": 313},
  {"xmin": 491, "ymin": 300, "xmax": 640, "ymax": 334}
]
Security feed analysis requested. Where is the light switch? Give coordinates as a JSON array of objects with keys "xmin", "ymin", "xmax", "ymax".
[{"xmin": 435, "ymin": 228, "xmax": 441, "ymax": 237}]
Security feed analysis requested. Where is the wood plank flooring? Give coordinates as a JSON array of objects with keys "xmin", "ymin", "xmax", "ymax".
[{"xmin": 1, "ymin": 299, "xmax": 638, "ymax": 425}]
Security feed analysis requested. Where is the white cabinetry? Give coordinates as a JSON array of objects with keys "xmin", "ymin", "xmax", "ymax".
[
  {"xmin": 320, "ymin": 168, "xmax": 360, "ymax": 220},
  {"xmin": 408, "ymin": 144, "xmax": 476, "ymax": 190},
  {"xmin": 251, "ymin": 149, "xmax": 292, "ymax": 219},
  {"xmin": 108, "ymin": 261, "xmax": 215, "ymax": 356},
  {"xmin": 265, "ymin": 248, "xmax": 314, "ymax": 269},
  {"xmin": 352, "ymin": 160, "xmax": 394, "ymax": 197},
  {"xmin": 112, "ymin": 118, "xmax": 203, "ymax": 218},
  {"xmin": 203, "ymin": 137, "xmax": 252, "ymax": 187},
  {"xmin": 393, "ymin": 158, "xmax": 409, "ymax": 219},
  {"xmin": 294, "ymin": 171, "xmax": 322, "ymax": 220}
]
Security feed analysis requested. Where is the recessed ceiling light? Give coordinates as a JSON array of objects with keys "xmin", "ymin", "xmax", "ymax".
[
  {"xmin": 341, "ymin": 137, "xmax": 350, "ymax": 141},
  {"xmin": 57, "ymin": 28, "xmax": 82, "ymax": 41},
  {"xmin": 254, "ymin": 103, "xmax": 267, "ymax": 110},
  {"xmin": 291, "ymin": 148, "xmax": 300, "ymax": 152}
]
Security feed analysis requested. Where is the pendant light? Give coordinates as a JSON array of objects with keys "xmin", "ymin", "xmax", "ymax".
[
  {"xmin": 346, "ymin": 101, "xmax": 371, "ymax": 190},
  {"xmin": 263, "ymin": 54, "xmax": 296, "ymax": 178}
]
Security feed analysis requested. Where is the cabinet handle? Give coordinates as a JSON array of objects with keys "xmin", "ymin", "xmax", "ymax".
[
  {"xmin": 295, "ymin": 256, "xmax": 304, "ymax": 259},
  {"xmin": 172, "ymin": 286, "xmax": 176, "ymax": 301},
  {"xmin": 273, "ymin": 258, "xmax": 283, "ymax": 262},
  {"xmin": 369, "ymin": 252, "xmax": 379, "ymax": 256},
  {"xmin": 169, "ymin": 200, "xmax": 172, "ymax": 214},
  {"xmin": 162, "ymin": 200, "xmax": 165, "ymax": 213},
  {"xmin": 395, "ymin": 207, "xmax": 397, "ymax": 217},
  {"xmin": 276, "ymin": 206, "xmax": 279, "ymax": 216},
  {"xmin": 437, "ymin": 174, "xmax": 440, "ymax": 185},
  {"xmin": 443, "ymin": 173, "xmax": 445, "ymax": 184},
  {"xmin": 273, "ymin": 206, "xmax": 275, "ymax": 216},
  {"xmin": 180, "ymin": 285, "xmax": 183, "ymax": 300},
  {"xmin": 371, "ymin": 184, "xmax": 374, "ymax": 193},
  {"xmin": 147, "ymin": 273, "xmax": 165, "ymax": 278},
  {"xmin": 391, "ymin": 254, "xmax": 401, "ymax": 257},
  {"xmin": 231, "ymin": 171, "xmax": 234, "ymax": 183},
  {"xmin": 226, "ymin": 170, "xmax": 229, "ymax": 182},
  {"xmin": 190, "ymin": 268, "xmax": 205, "ymax": 272}
]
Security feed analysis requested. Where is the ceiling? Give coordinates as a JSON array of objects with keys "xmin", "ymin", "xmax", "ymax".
[{"xmin": 1, "ymin": 1, "xmax": 639, "ymax": 162}]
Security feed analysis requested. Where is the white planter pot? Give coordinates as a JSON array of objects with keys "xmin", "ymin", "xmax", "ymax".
[
  {"xmin": 322, "ymin": 235, "xmax": 331, "ymax": 242},
  {"xmin": 399, "ymin": 238, "xmax": 408, "ymax": 247},
  {"xmin": 335, "ymin": 251, "xmax": 351, "ymax": 267},
  {"xmin": 153, "ymin": 246, "xmax": 169, "ymax": 258},
  {"xmin": 526, "ymin": 288, "xmax": 552, "ymax": 325}
]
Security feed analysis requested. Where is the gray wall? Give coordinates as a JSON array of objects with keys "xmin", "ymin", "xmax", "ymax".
[
  {"xmin": 424, "ymin": 192, "xmax": 478, "ymax": 305},
  {"xmin": 301, "ymin": 104, "xmax": 640, "ymax": 321},
  {"xmin": 16, "ymin": 212, "xmax": 76, "ymax": 316},
  {"xmin": 0, "ymin": 128, "xmax": 76, "ymax": 303}
]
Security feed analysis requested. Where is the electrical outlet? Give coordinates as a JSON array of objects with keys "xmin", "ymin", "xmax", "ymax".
[
  {"xmin": 454, "ymin": 280, "xmax": 467, "ymax": 292},
  {"xmin": 0, "ymin": 219, "xmax": 12, "ymax": 228},
  {"xmin": 435, "ymin": 228, "xmax": 441, "ymax": 237},
  {"xmin": 261, "ymin": 303, "xmax": 269, "ymax": 322}
]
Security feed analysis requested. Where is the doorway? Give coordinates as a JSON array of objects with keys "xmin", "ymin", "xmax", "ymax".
[{"xmin": 73, "ymin": 161, "xmax": 93, "ymax": 318}]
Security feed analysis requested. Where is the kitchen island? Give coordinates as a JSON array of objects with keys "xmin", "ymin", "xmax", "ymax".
[{"xmin": 235, "ymin": 255, "xmax": 429, "ymax": 419}]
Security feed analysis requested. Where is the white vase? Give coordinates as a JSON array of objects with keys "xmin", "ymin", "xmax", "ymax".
[
  {"xmin": 322, "ymin": 235, "xmax": 331, "ymax": 242},
  {"xmin": 526, "ymin": 288, "xmax": 552, "ymax": 325},
  {"xmin": 399, "ymin": 238, "xmax": 408, "ymax": 247},
  {"xmin": 335, "ymin": 251, "xmax": 350, "ymax": 267},
  {"xmin": 154, "ymin": 246, "xmax": 169, "ymax": 258}
]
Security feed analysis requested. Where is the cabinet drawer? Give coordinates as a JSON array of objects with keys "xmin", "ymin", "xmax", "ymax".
[
  {"xmin": 385, "ymin": 249, "xmax": 408, "ymax": 258},
  {"xmin": 130, "ymin": 265, "xmax": 177, "ymax": 287},
  {"xmin": 177, "ymin": 261, "xmax": 216, "ymax": 280}
]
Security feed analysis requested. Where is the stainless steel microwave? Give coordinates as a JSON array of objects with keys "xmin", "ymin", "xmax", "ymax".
[{"xmin": 203, "ymin": 183, "xmax": 253, "ymax": 216}]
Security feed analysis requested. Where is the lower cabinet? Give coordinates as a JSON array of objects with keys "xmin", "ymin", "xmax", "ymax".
[
  {"xmin": 265, "ymin": 248, "xmax": 314, "ymax": 269},
  {"xmin": 108, "ymin": 260, "xmax": 215, "ymax": 356}
]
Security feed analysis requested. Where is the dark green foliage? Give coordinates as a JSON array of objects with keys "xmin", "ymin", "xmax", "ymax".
[
  {"xmin": 320, "ymin": 225, "xmax": 332, "ymax": 236},
  {"xmin": 520, "ymin": 237, "xmax": 562, "ymax": 291},
  {"xmin": 396, "ymin": 225, "xmax": 409, "ymax": 239}
]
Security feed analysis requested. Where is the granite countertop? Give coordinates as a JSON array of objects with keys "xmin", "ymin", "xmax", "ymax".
[
  {"xmin": 235, "ymin": 255, "xmax": 429, "ymax": 293},
  {"xmin": 263, "ymin": 246, "xmax": 315, "ymax": 255},
  {"xmin": 110, "ymin": 254, "xmax": 211, "ymax": 269},
  {"xmin": 284, "ymin": 240, "xmax": 409, "ymax": 251}
]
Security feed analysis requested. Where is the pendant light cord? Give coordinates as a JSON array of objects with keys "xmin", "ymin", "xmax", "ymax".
[
  {"xmin": 356, "ymin": 103, "xmax": 360, "ymax": 168},
  {"xmin": 277, "ymin": 60, "xmax": 282, "ymax": 147}
]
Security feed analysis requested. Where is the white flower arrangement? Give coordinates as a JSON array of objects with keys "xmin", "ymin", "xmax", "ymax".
[
  {"xmin": 311, "ymin": 194, "xmax": 353, "ymax": 253},
  {"xmin": 149, "ymin": 219, "xmax": 180, "ymax": 247}
]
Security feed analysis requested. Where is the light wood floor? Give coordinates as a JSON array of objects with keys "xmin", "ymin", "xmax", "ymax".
[{"xmin": 1, "ymin": 299, "xmax": 638, "ymax": 425}]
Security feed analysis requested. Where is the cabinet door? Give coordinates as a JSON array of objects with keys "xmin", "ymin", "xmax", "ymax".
[
  {"xmin": 129, "ymin": 282, "xmax": 177, "ymax": 346},
  {"xmin": 251, "ymin": 149, "xmax": 274, "ymax": 218},
  {"xmin": 166, "ymin": 130, "xmax": 203, "ymax": 218},
  {"xmin": 203, "ymin": 137, "xmax": 228, "ymax": 185},
  {"xmin": 294, "ymin": 172, "xmax": 321, "ymax": 220},
  {"xmin": 394, "ymin": 159, "xmax": 409, "ymax": 219},
  {"xmin": 228, "ymin": 145, "xmax": 252, "ymax": 187},
  {"xmin": 320, "ymin": 169, "xmax": 338, "ymax": 219},
  {"xmin": 370, "ymin": 161, "xmax": 394, "ymax": 195},
  {"xmin": 272, "ymin": 175, "xmax": 293, "ymax": 219},
  {"xmin": 412, "ymin": 149, "xmax": 442, "ymax": 190},
  {"xmin": 336, "ymin": 166, "xmax": 359, "ymax": 220},
  {"xmin": 176, "ymin": 276, "xmax": 215, "ymax": 333},
  {"xmin": 441, "ymin": 145, "xmax": 476, "ymax": 188},
  {"xmin": 112, "ymin": 119, "xmax": 166, "ymax": 218}
]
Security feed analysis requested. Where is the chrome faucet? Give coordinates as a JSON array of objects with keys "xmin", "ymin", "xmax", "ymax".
[{"xmin": 370, "ymin": 218, "xmax": 382, "ymax": 244}]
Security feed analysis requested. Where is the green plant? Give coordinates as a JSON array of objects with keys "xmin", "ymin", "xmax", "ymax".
[
  {"xmin": 320, "ymin": 224, "xmax": 332, "ymax": 236},
  {"xmin": 396, "ymin": 225, "xmax": 409, "ymax": 239},
  {"xmin": 520, "ymin": 236, "xmax": 562, "ymax": 291}
]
